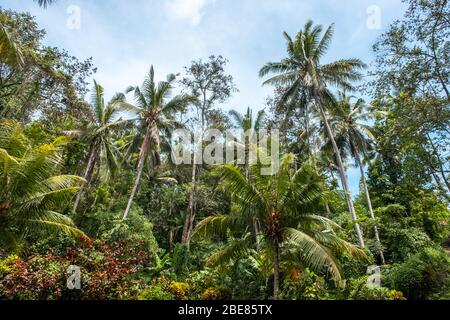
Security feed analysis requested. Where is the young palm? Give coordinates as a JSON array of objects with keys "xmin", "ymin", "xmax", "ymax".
[
  {"xmin": 0, "ymin": 120, "xmax": 85, "ymax": 252},
  {"xmin": 69, "ymin": 81, "xmax": 130, "ymax": 213},
  {"xmin": 121, "ymin": 66, "xmax": 195, "ymax": 220},
  {"xmin": 259, "ymin": 20, "xmax": 367, "ymax": 247},
  {"xmin": 193, "ymin": 154, "xmax": 367, "ymax": 299},
  {"xmin": 328, "ymin": 92, "xmax": 386, "ymax": 263}
]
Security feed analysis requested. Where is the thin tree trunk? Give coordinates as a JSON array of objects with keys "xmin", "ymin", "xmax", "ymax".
[
  {"xmin": 123, "ymin": 125, "xmax": 152, "ymax": 220},
  {"xmin": 315, "ymin": 95, "xmax": 365, "ymax": 248},
  {"xmin": 356, "ymin": 154, "xmax": 385, "ymax": 264},
  {"xmin": 182, "ymin": 146, "xmax": 198, "ymax": 243},
  {"xmin": 72, "ymin": 141, "xmax": 98, "ymax": 214},
  {"xmin": 273, "ymin": 240, "xmax": 280, "ymax": 300}
]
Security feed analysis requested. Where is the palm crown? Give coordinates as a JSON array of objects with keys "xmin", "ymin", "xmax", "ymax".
[
  {"xmin": 194, "ymin": 154, "xmax": 367, "ymax": 299},
  {"xmin": 259, "ymin": 20, "xmax": 367, "ymax": 248},
  {"xmin": 121, "ymin": 66, "xmax": 196, "ymax": 219},
  {"xmin": 0, "ymin": 120, "xmax": 85, "ymax": 252}
]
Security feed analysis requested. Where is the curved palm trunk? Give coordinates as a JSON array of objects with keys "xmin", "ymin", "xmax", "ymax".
[
  {"xmin": 315, "ymin": 95, "xmax": 365, "ymax": 248},
  {"xmin": 123, "ymin": 125, "xmax": 152, "ymax": 220},
  {"xmin": 72, "ymin": 140, "xmax": 99, "ymax": 214},
  {"xmin": 356, "ymin": 155, "xmax": 385, "ymax": 264},
  {"xmin": 273, "ymin": 240, "xmax": 280, "ymax": 300}
]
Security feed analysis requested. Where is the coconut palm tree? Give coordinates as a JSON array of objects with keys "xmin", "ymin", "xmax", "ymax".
[
  {"xmin": 193, "ymin": 154, "xmax": 367, "ymax": 299},
  {"xmin": 229, "ymin": 107, "xmax": 265, "ymax": 179},
  {"xmin": 35, "ymin": 0, "xmax": 56, "ymax": 8},
  {"xmin": 68, "ymin": 81, "xmax": 130, "ymax": 214},
  {"xmin": 327, "ymin": 92, "xmax": 386, "ymax": 263},
  {"xmin": 228, "ymin": 107, "xmax": 265, "ymax": 248},
  {"xmin": 0, "ymin": 120, "xmax": 85, "ymax": 252},
  {"xmin": 121, "ymin": 66, "xmax": 195, "ymax": 220},
  {"xmin": 259, "ymin": 20, "xmax": 367, "ymax": 248}
]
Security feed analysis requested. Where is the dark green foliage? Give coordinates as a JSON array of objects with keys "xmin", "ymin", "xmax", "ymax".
[{"xmin": 384, "ymin": 247, "xmax": 450, "ymax": 300}]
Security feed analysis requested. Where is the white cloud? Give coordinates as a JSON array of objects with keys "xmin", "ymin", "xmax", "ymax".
[{"xmin": 167, "ymin": 0, "xmax": 213, "ymax": 25}]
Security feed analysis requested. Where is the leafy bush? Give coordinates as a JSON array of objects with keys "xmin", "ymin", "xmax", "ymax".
[
  {"xmin": 344, "ymin": 276, "xmax": 405, "ymax": 300},
  {"xmin": 76, "ymin": 207, "xmax": 159, "ymax": 259},
  {"xmin": 169, "ymin": 281, "xmax": 191, "ymax": 300},
  {"xmin": 0, "ymin": 238, "xmax": 152, "ymax": 300},
  {"xmin": 281, "ymin": 269, "xmax": 330, "ymax": 300},
  {"xmin": 384, "ymin": 247, "xmax": 450, "ymax": 300},
  {"xmin": 138, "ymin": 281, "xmax": 174, "ymax": 300}
]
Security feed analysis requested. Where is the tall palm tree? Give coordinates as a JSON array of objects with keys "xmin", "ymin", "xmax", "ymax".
[
  {"xmin": 328, "ymin": 92, "xmax": 386, "ymax": 264},
  {"xmin": 121, "ymin": 66, "xmax": 195, "ymax": 220},
  {"xmin": 193, "ymin": 154, "xmax": 367, "ymax": 299},
  {"xmin": 68, "ymin": 81, "xmax": 130, "ymax": 214},
  {"xmin": 259, "ymin": 20, "xmax": 367, "ymax": 248},
  {"xmin": 229, "ymin": 107, "xmax": 265, "ymax": 248},
  {"xmin": 0, "ymin": 120, "xmax": 85, "ymax": 252}
]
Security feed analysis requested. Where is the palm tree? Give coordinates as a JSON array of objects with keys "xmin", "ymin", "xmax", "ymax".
[
  {"xmin": 328, "ymin": 92, "xmax": 386, "ymax": 264},
  {"xmin": 35, "ymin": 0, "xmax": 56, "ymax": 8},
  {"xmin": 193, "ymin": 154, "xmax": 367, "ymax": 299},
  {"xmin": 259, "ymin": 20, "xmax": 367, "ymax": 248},
  {"xmin": 0, "ymin": 120, "xmax": 85, "ymax": 252},
  {"xmin": 68, "ymin": 81, "xmax": 130, "ymax": 214},
  {"xmin": 121, "ymin": 66, "xmax": 195, "ymax": 220},
  {"xmin": 229, "ymin": 107, "xmax": 265, "ymax": 178},
  {"xmin": 229, "ymin": 107, "xmax": 265, "ymax": 248}
]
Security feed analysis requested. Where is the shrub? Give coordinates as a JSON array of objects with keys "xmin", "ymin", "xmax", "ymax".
[
  {"xmin": 169, "ymin": 281, "xmax": 190, "ymax": 300},
  {"xmin": 345, "ymin": 276, "xmax": 405, "ymax": 300},
  {"xmin": 384, "ymin": 247, "xmax": 450, "ymax": 300},
  {"xmin": 138, "ymin": 283, "xmax": 174, "ymax": 300},
  {"xmin": 0, "ymin": 238, "xmax": 152, "ymax": 300},
  {"xmin": 280, "ymin": 269, "xmax": 330, "ymax": 300}
]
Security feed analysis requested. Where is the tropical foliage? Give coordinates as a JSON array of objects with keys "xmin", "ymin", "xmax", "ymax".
[{"xmin": 0, "ymin": 0, "xmax": 448, "ymax": 301}]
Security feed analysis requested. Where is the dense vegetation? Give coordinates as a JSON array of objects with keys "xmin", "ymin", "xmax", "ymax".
[{"xmin": 0, "ymin": 0, "xmax": 448, "ymax": 300}]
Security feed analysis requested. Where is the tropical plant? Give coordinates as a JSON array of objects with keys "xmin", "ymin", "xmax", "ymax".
[
  {"xmin": 68, "ymin": 81, "xmax": 130, "ymax": 213},
  {"xmin": 193, "ymin": 154, "xmax": 367, "ymax": 299},
  {"xmin": 121, "ymin": 66, "xmax": 195, "ymax": 219},
  {"xmin": 327, "ymin": 92, "xmax": 386, "ymax": 263},
  {"xmin": 259, "ymin": 20, "xmax": 367, "ymax": 247},
  {"xmin": 0, "ymin": 14, "xmax": 23, "ymax": 67},
  {"xmin": 0, "ymin": 120, "xmax": 85, "ymax": 252},
  {"xmin": 35, "ymin": 0, "xmax": 56, "ymax": 8}
]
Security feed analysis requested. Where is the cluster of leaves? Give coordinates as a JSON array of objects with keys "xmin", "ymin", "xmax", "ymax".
[{"xmin": 0, "ymin": 238, "xmax": 151, "ymax": 300}]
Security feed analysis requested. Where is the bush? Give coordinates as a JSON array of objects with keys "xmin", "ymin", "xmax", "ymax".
[
  {"xmin": 0, "ymin": 238, "xmax": 152, "ymax": 300},
  {"xmin": 138, "ymin": 282, "xmax": 174, "ymax": 300},
  {"xmin": 344, "ymin": 276, "xmax": 405, "ymax": 300},
  {"xmin": 281, "ymin": 269, "xmax": 330, "ymax": 300},
  {"xmin": 384, "ymin": 247, "xmax": 450, "ymax": 300},
  {"xmin": 76, "ymin": 207, "xmax": 160, "ymax": 260}
]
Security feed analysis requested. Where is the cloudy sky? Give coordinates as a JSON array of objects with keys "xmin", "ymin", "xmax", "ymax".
[{"xmin": 1, "ymin": 0, "xmax": 407, "ymax": 194}]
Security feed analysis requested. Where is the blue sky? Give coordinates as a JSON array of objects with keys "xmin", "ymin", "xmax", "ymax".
[{"xmin": 1, "ymin": 0, "xmax": 407, "ymax": 194}]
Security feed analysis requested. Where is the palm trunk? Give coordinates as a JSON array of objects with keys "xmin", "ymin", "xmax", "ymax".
[
  {"xmin": 245, "ymin": 140, "xmax": 261, "ymax": 250},
  {"xmin": 72, "ymin": 141, "xmax": 98, "ymax": 214},
  {"xmin": 356, "ymin": 154, "xmax": 385, "ymax": 264},
  {"xmin": 273, "ymin": 240, "xmax": 280, "ymax": 300},
  {"xmin": 315, "ymin": 95, "xmax": 365, "ymax": 248},
  {"xmin": 123, "ymin": 125, "xmax": 152, "ymax": 220}
]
